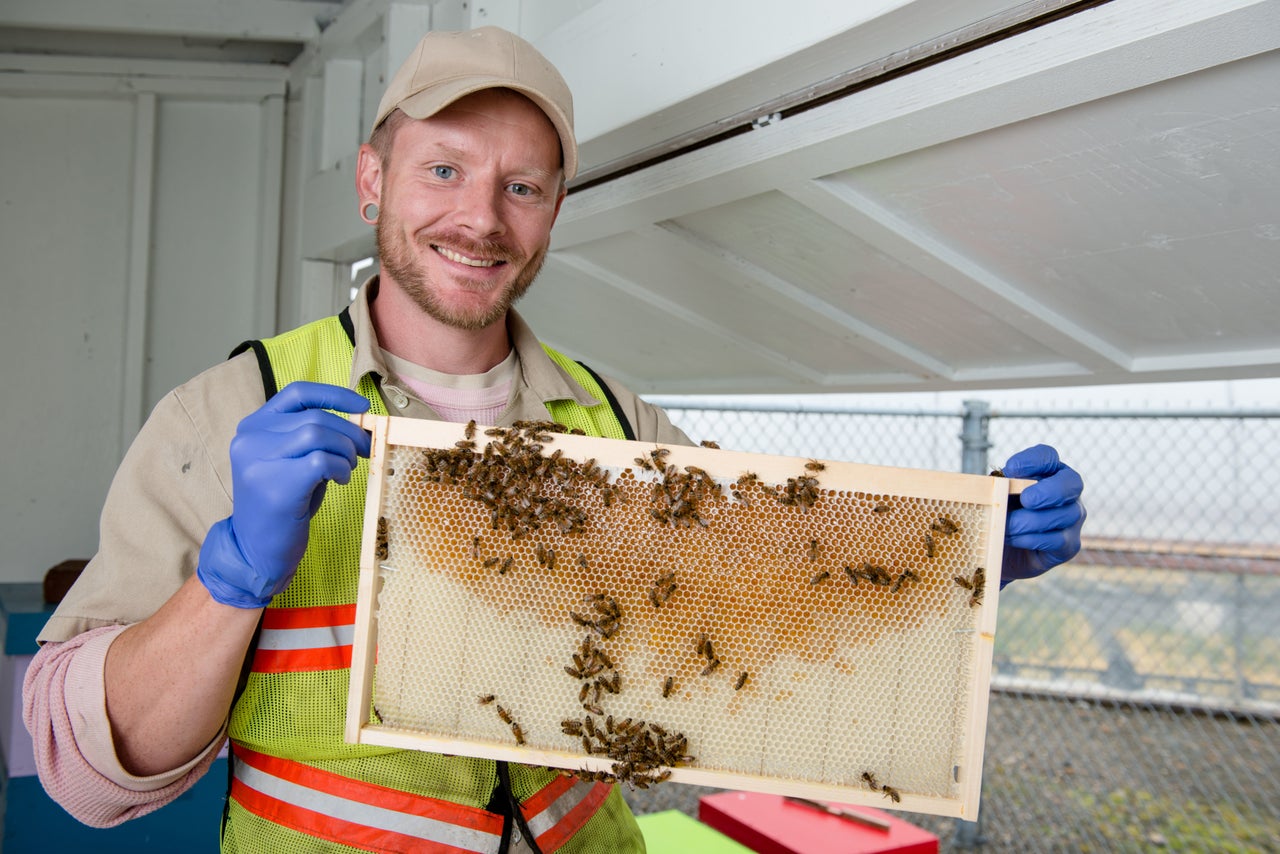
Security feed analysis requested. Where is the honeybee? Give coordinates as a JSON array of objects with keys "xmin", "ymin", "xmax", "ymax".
[
  {"xmin": 634, "ymin": 456, "xmax": 654, "ymax": 471},
  {"xmin": 807, "ymin": 538, "xmax": 822, "ymax": 562},
  {"xmin": 699, "ymin": 440, "xmax": 721, "ymax": 449},
  {"xmin": 805, "ymin": 459, "xmax": 825, "ymax": 472},
  {"xmin": 882, "ymin": 785, "xmax": 901, "ymax": 803},
  {"xmin": 471, "ymin": 535, "xmax": 482, "ymax": 560},
  {"xmin": 478, "ymin": 694, "xmax": 495, "ymax": 705},
  {"xmin": 499, "ymin": 557, "xmax": 513, "ymax": 574},
  {"xmin": 562, "ymin": 719, "xmax": 583, "ymax": 736},
  {"xmin": 651, "ymin": 448, "xmax": 671, "ymax": 466},
  {"xmin": 700, "ymin": 657, "xmax": 721, "ymax": 676},
  {"xmin": 735, "ymin": 671, "xmax": 749, "ymax": 691},
  {"xmin": 511, "ymin": 723, "xmax": 525, "ymax": 745},
  {"xmin": 990, "ymin": 468, "xmax": 1005, "ymax": 477},
  {"xmin": 483, "ymin": 556, "xmax": 499, "ymax": 569},
  {"xmin": 843, "ymin": 565, "xmax": 859, "ymax": 585},
  {"xmin": 892, "ymin": 569, "xmax": 921, "ymax": 593},
  {"xmin": 464, "ymin": 419, "xmax": 477, "ymax": 440},
  {"xmin": 923, "ymin": 533, "xmax": 936, "ymax": 558},
  {"xmin": 810, "ymin": 570, "xmax": 830, "ymax": 585},
  {"xmin": 662, "ymin": 676, "xmax": 674, "ymax": 698},
  {"xmin": 496, "ymin": 705, "xmax": 513, "ymax": 724},
  {"xmin": 454, "ymin": 439, "xmax": 476, "ymax": 450},
  {"xmin": 872, "ymin": 503, "xmax": 891, "ymax": 513},
  {"xmin": 577, "ymin": 553, "xmax": 590, "ymax": 569},
  {"xmin": 375, "ymin": 516, "xmax": 390, "ymax": 560},
  {"xmin": 862, "ymin": 771, "xmax": 880, "ymax": 790},
  {"xmin": 932, "ymin": 515, "xmax": 960, "ymax": 535}
]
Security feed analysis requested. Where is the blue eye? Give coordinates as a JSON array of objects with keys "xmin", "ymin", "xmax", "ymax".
[
  {"xmin": 508, "ymin": 183, "xmax": 533, "ymax": 197},
  {"xmin": 432, "ymin": 165, "xmax": 455, "ymax": 179}
]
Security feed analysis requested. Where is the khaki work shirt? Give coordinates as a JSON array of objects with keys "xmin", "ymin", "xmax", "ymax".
[{"xmin": 41, "ymin": 278, "xmax": 690, "ymax": 642}]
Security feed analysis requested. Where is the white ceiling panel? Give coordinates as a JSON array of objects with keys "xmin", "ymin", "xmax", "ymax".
[
  {"xmin": 539, "ymin": 0, "xmax": 1280, "ymax": 393},
  {"xmin": 835, "ymin": 50, "xmax": 1280, "ymax": 365}
]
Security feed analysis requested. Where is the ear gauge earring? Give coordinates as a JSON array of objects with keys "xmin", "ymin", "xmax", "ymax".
[{"xmin": 360, "ymin": 202, "xmax": 379, "ymax": 224}]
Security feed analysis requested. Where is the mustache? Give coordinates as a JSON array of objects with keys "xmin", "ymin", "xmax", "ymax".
[{"xmin": 418, "ymin": 232, "xmax": 522, "ymax": 264}]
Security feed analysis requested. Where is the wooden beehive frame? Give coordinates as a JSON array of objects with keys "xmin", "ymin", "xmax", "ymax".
[{"xmin": 345, "ymin": 414, "xmax": 1026, "ymax": 819}]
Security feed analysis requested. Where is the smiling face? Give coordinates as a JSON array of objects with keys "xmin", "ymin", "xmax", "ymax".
[{"xmin": 359, "ymin": 89, "xmax": 566, "ymax": 332}]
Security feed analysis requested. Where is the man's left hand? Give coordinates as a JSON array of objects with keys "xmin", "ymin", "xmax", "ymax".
[{"xmin": 1000, "ymin": 444, "xmax": 1086, "ymax": 585}]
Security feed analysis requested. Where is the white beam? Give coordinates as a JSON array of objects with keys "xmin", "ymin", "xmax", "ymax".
[
  {"xmin": 551, "ymin": 252, "xmax": 827, "ymax": 384},
  {"xmin": 320, "ymin": 59, "xmax": 364, "ymax": 171},
  {"xmin": 0, "ymin": 0, "xmax": 341, "ymax": 42},
  {"xmin": 121, "ymin": 92, "xmax": 156, "ymax": 450},
  {"xmin": 782, "ymin": 179, "xmax": 1132, "ymax": 372},
  {"xmin": 646, "ymin": 222, "xmax": 954, "ymax": 379},
  {"xmin": 255, "ymin": 93, "xmax": 286, "ymax": 338}
]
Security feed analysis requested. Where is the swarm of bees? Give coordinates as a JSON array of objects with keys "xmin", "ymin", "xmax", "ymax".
[
  {"xmin": 647, "ymin": 458, "xmax": 722, "ymax": 530},
  {"xmin": 772, "ymin": 473, "xmax": 822, "ymax": 511},
  {"xmin": 395, "ymin": 423, "xmax": 995, "ymax": 803},
  {"xmin": 565, "ymin": 634, "xmax": 620, "ymax": 715},
  {"xmin": 418, "ymin": 419, "xmax": 602, "ymax": 542},
  {"xmin": 570, "ymin": 593, "xmax": 624, "ymax": 640},
  {"xmin": 560, "ymin": 714, "xmax": 692, "ymax": 789}
]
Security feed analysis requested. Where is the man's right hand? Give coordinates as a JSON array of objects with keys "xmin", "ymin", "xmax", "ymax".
[{"xmin": 197, "ymin": 381, "xmax": 371, "ymax": 609}]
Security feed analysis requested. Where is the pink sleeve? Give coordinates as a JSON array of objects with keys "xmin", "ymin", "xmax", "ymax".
[{"xmin": 22, "ymin": 625, "xmax": 226, "ymax": 828}]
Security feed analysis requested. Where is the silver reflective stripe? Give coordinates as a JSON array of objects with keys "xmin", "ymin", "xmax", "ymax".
[
  {"xmin": 236, "ymin": 759, "xmax": 501, "ymax": 852},
  {"xmin": 523, "ymin": 779, "xmax": 600, "ymax": 840},
  {"xmin": 257, "ymin": 624, "xmax": 355, "ymax": 651}
]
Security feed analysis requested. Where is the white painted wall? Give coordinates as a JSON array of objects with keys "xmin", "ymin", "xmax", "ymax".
[{"xmin": 0, "ymin": 70, "xmax": 285, "ymax": 582}]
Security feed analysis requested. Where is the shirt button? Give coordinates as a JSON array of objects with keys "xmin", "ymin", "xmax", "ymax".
[{"xmin": 384, "ymin": 385, "xmax": 409, "ymax": 409}]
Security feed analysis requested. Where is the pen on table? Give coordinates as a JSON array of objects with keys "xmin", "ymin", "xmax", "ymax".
[{"xmin": 784, "ymin": 796, "xmax": 893, "ymax": 832}]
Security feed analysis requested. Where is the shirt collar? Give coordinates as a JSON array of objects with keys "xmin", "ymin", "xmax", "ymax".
[{"xmin": 346, "ymin": 275, "xmax": 600, "ymax": 410}]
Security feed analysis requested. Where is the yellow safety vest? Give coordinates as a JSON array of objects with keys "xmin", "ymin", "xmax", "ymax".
[{"xmin": 222, "ymin": 311, "xmax": 644, "ymax": 853}]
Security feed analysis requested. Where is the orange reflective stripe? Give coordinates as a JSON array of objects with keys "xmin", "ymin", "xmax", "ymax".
[
  {"xmin": 252, "ymin": 604, "xmax": 357, "ymax": 674},
  {"xmin": 263, "ymin": 603, "xmax": 357, "ymax": 629},
  {"xmin": 521, "ymin": 777, "xmax": 613, "ymax": 853},
  {"xmin": 232, "ymin": 745, "xmax": 504, "ymax": 852},
  {"xmin": 251, "ymin": 645, "xmax": 352, "ymax": 673}
]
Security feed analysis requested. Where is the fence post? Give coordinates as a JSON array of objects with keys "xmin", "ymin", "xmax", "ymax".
[
  {"xmin": 953, "ymin": 399, "xmax": 992, "ymax": 848},
  {"xmin": 960, "ymin": 399, "xmax": 992, "ymax": 475}
]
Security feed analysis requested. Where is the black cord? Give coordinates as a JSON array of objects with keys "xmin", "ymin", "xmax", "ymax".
[{"xmin": 497, "ymin": 761, "xmax": 545, "ymax": 854}]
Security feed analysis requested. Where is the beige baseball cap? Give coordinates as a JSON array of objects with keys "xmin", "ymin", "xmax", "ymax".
[{"xmin": 372, "ymin": 26, "xmax": 577, "ymax": 180}]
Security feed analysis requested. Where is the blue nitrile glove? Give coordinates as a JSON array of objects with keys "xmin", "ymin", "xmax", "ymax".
[
  {"xmin": 197, "ymin": 381, "xmax": 371, "ymax": 608},
  {"xmin": 1000, "ymin": 444, "xmax": 1086, "ymax": 586}
]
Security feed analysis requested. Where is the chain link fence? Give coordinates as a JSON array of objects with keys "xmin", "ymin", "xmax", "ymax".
[{"xmin": 621, "ymin": 398, "xmax": 1280, "ymax": 853}]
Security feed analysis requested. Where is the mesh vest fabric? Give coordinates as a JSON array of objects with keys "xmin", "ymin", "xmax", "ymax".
[{"xmin": 225, "ymin": 313, "xmax": 643, "ymax": 852}]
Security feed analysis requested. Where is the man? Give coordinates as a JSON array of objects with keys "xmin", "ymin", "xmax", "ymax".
[{"xmin": 24, "ymin": 26, "xmax": 1084, "ymax": 853}]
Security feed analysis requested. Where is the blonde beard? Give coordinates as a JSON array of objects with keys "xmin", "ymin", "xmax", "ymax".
[{"xmin": 377, "ymin": 222, "xmax": 547, "ymax": 331}]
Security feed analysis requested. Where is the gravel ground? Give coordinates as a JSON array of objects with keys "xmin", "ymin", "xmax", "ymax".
[{"xmin": 622, "ymin": 691, "xmax": 1280, "ymax": 852}]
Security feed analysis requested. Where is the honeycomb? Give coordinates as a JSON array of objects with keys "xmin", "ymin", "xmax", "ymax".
[{"xmin": 348, "ymin": 416, "xmax": 1009, "ymax": 818}]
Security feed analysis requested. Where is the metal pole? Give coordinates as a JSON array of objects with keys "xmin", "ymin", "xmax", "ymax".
[
  {"xmin": 954, "ymin": 400, "xmax": 991, "ymax": 847},
  {"xmin": 960, "ymin": 400, "xmax": 992, "ymax": 475}
]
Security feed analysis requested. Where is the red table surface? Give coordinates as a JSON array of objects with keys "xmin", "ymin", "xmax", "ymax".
[{"xmin": 699, "ymin": 791, "xmax": 939, "ymax": 854}]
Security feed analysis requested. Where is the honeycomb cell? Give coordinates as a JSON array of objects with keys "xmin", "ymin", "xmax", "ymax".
[{"xmin": 360, "ymin": 420, "xmax": 1003, "ymax": 814}]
